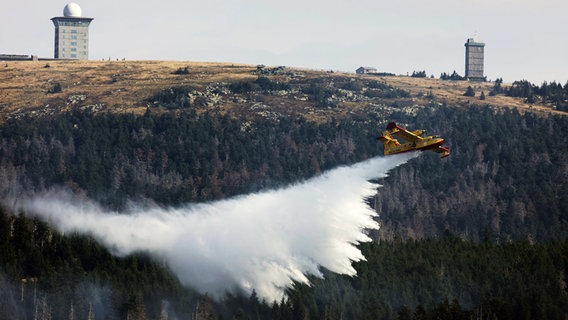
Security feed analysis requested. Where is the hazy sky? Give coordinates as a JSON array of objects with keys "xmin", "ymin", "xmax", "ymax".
[{"xmin": 2, "ymin": 0, "xmax": 566, "ymax": 84}]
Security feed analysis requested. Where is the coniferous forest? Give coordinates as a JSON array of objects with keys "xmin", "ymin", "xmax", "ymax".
[{"xmin": 1, "ymin": 80, "xmax": 568, "ymax": 319}]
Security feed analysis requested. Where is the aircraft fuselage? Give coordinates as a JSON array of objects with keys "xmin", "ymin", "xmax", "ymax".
[{"xmin": 383, "ymin": 136, "xmax": 445, "ymax": 155}]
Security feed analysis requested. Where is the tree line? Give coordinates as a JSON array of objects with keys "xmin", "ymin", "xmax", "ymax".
[
  {"xmin": 2, "ymin": 207, "xmax": 567, "ymax": 319},
  {"xmin": 0, "ymin": 109, "xmax": 379, "ymax": 208}
]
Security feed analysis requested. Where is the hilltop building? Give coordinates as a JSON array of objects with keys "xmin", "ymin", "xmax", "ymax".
[
  {"xmin": 356, "ymin": 67, "xmax": 377, "ymax": 74},
  {"xmin": 51, "ymin": 3, "xmax": 93, "ymax": 60},
  {"xmin": 464, "ymin": 37, "xmax": 485, "ymax": 81}
]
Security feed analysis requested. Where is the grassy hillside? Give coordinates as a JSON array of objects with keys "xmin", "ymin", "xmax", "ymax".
[{"xmin": 1, "ymin": 60, "xmax": 565, "ymax": 125}]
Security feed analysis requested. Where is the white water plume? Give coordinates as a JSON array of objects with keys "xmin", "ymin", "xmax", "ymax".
[{"xmin": 12, "ymin": 153, "xmax": 416, "ymax": 302}]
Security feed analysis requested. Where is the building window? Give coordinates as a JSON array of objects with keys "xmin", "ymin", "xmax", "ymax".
[
  {"xmin": 71, "ymin": 29, "xmax": 77, "ymax": 33},
  {"xmin": 71, "ymin": 42, "xmax": 77, "ymax": 46}
]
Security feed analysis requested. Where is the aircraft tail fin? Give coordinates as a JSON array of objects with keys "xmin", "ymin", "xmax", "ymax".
[
  {"xmin": 438, "ymin": 146, "xmax": 450, "ymax": 158},
  {"xmin": 377, "ymin": 132, "xmax": 400, "ymax": 155}
]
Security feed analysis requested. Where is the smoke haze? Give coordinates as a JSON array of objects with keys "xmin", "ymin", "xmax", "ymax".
[{"xmin": 12, "ymin": 153, "xmax": 415, "ymax": 302}]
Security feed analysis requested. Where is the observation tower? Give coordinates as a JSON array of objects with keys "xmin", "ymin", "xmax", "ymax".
[
  {"xmin": 464, "ymin": 35, "xmax": 485, "ymax": 81},
  {"xmin": 51, "ymin": 3, "xmax": 93, "ymax": 60}
]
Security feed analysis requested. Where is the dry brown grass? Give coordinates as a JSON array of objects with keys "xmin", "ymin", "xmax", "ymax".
[
  {"xmin": 0, "ymin": 60, "xmax": 565, "ymax": 123},
  {"xmin": 371, "ymin": 75, "xmax": 566, "ymax": 116},
  {"xmin": 0, "ymin": 60, "xmax": 258, "ymax": 119}
]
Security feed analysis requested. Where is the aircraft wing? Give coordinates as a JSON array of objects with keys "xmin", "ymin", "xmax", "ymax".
[{"xmin": 386, "ymin": 122, "xmax": 422, "ymax": 142}]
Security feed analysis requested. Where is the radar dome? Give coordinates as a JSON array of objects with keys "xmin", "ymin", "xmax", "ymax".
[{"xmin": 63, "ymin": 3, "xmax": 82, "ymax": 17}]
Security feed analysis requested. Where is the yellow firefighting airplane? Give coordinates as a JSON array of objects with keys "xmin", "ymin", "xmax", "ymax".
[{"xmin": 377, "ymin": 122, "xmax": 450, "ymax": 158}]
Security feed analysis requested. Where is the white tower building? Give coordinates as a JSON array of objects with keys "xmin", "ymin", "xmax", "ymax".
[{"xmin": 51, "ymin": 3, "xmax": 93, "ymax": 60}]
